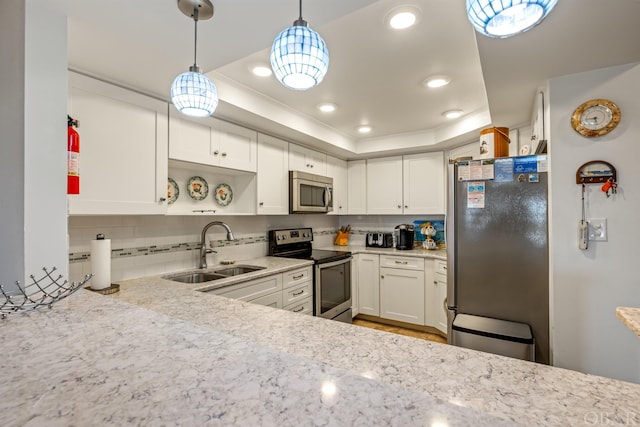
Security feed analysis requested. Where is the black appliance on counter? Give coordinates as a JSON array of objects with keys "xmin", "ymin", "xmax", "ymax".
[
  {"xmin": 366, "ymin": 232, "xmax": 394, "ymax": 248},
  {"xmin": 395, "ymin": 224, "xmax": 415, "ymax": 250},
  {"xmin": 268, "ymin": 228, "xmax": 352, "ymax": 323}
]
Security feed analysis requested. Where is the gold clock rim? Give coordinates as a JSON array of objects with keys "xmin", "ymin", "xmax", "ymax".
[{"xmin": 571, "ymin": 98, "xmax": 621, "ymax": 137}]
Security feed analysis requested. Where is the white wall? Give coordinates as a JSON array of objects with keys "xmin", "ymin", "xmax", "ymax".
[
  {"xmin": 0, "ymin": 0, "xmax": 68, "ymax": 291},
  {"xmin": 549, "ymin": 62, "xmax": 640, "ymax": 383}
]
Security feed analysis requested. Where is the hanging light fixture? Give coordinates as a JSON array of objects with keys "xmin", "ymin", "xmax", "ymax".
[
  {"xmin": 466, "ymin": 0, "xmax": 558, "ymax": 38},
  {"xmin": 270, "ymin": 0, "xmax": 329, "ymax": 90},
  {"xmin": 170, "ymin": 0, "xmax": 218, "ymax": 117}
]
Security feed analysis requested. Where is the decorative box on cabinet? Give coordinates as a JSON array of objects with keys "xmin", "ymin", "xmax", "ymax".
[{"xmin": 67, "ymin": 72, "xmax": 168, "ymax": 215}]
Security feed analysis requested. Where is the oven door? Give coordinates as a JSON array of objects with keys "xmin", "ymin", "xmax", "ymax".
[{"xmin": 314, "ymin": 257, "xmax": 352, "ymax": 321}]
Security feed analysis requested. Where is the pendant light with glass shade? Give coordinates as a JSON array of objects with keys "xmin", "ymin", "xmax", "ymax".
[
  {"xmin": 170, "ymin": 0, "xmax": 218, "ymax": 117},
  {"xmin": 466, "ymin": 0, "xmax": 558, "ymax": 38},
  {"xmin": 270, "ymin": 0, "xmax": 330, "ymax": 90}
]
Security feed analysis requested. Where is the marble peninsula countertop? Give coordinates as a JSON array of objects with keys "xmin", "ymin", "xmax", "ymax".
[
  {"xmin": 616, "ymin": 307, "xmax": 640, "ymax": 337},
  {"xmin": 2, "ymin": 255, "xmax": 639, "ymax": 426}
]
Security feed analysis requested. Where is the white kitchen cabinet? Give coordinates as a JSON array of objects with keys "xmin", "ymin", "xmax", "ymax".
[
  {"xmin": 256, "ymin": 134, "xmax": 289, "ymax": 215},
  {"xmin": 366, "ymin": 156, "xmax": 403, "ymax": 214},
  {"xmin": 347, "ymin": 160, "xmax": 367, "ymax": 214},
  {"xmin": 379, "ymin": 255, "xmax": 425, "ymax": 324},
  {"xmin": 67, "ymin": 72, "xmax": 168, "ymax": 215},
  {"xmin": 169, "ymin": 109, "xmax": 258, "ymax": 173},
  {"xmin": 212, "ymin": 274, "xmax": 283, "ymax": 305},
  {"xmin": 357, "ymin": 253, "xmax": 380, "ymax": 316},
  {"xmin": 403, "ymin": 152, "xmax": 445, "ymax": 215},
  {"xmin": 432, "ymin": 259, "xmax": 448, "ymax": 334},
  {"xmin": 351, "ymin": 255, "xmax": 359, "ymax": 317},
  {"xmin": 289, "ymin": 143, "xmax": 327, "ymax": 175},
  {"xmin": 326, "ymin": 155, "xmax": 348, "ymax": 215}
]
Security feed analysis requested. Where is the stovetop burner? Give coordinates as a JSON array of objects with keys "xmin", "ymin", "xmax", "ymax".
[{"xmin": 268, "ymin": 228, "xmax": 351, "ymax": 264}]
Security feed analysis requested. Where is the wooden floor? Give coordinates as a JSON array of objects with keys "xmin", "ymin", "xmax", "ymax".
[{"xmin": 352, "ymin": 318, "xmax": 447, "ymax": 344}]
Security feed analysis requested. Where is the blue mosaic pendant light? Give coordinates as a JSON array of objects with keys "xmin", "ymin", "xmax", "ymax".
[
  {"xmin": 466, "ymin": 0, "xmax": 558, "ymax": 38},
  {"xmin": 270, "ymin": 0, "xmax": 330, "ymax": 90}
]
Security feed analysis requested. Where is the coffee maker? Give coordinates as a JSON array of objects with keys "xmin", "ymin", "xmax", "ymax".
[{"xmin": 394, "ymin": 224, "xmax": 415, "ymax": 250}]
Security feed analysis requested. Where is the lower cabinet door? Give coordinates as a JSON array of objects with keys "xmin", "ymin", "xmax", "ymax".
[
  {"xmin": 357, "ymin": 254, "xmax": 380, "ymax": 316},
  {"xmin": 380, "ymin": 267, "xmax": 425, "ymax": 325},
  {"xmin": 434, "ymin": 273, "xmax": 448, "ymax": 334}
]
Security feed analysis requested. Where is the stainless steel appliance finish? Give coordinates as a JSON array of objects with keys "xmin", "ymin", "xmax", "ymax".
[
  {"xmin": 289, "ymin": 171, "xmax": 333, "ymax": 214},
  {"xmin": 446, "ymin": 157, "xmax": 550, "ymax": 364},
  {"xmin": 366, "ymin": 232, "xmax": 394, "ymax": 248},
  {"xmin": 394, "ymin": 224, "xmax": 415, "ymax": 250},
  {"xmin": 268, "ymin": 228, "xmax": 352, "ymax": 323}
]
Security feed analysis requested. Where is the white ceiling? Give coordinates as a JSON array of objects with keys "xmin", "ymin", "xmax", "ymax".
[{"xmin": 51, "ymin": 0, "xmax": 640, "ymax": 158}]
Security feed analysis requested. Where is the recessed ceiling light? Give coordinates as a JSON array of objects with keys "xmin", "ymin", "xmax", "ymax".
[
  {"xmin": 386, "ymin": 6, "xmax": 422, "ymax": 30},
  {"xmin": 317, "ymin": 103, "xmax": 337, "ymax": 113},
  {"xmin": 424, "ymin": 76, "xmax": 451, "ymax": 88},
  {"xmin": 357, "ymin": 125, "xmax": 372, "ymax": 134},
  {"xmin": 251, "ymin": 65, "xmax": 272, "ymax": 77},
  {"xmin": 443, "ymin": 109, "xmax": 464, "ymax": 119}
]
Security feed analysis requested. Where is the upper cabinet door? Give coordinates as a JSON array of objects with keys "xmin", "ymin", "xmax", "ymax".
[
  {"xmin": 288, "ymin": 144, "xmax": 327, "ymax": 176},
  {"xmin": 366, "ymin": 156, "xmax": 403, "ymax": 214},
  {"xmin": 257, "ymin": 133, "xmax": 289, "ymax": 215},
  {"xmin": 211, "ymin": 118, "xmax": 257, "ymax": 173},
  {"xmin": 169, "ymin": 109, "xmax": 257, "ymax": 173},
  {"xmin": 403, "ymin": 152, "xmax": 444, "ymax": 215},
  {"xmin": 326, "ymin": 155, "xmax": 348, "ymax": 215},
  {"xmin": 68, "ymin": 72, "xmax": 168, "ymax": 215},
  {"xmin": 347, "ymin": 160, "xmax": 366, "ymax": 214}
]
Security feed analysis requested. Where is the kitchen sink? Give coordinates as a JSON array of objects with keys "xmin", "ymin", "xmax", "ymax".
[
  {"xmin": 163, "ymin": 272, "xmax": 228, "ymax": 284},
  {"xmin": 213, "ymin": 265, "xmax": 266, "ymax": 276},
  {"xmin": 163, "ymin": 265, "xmax": 266, "ymax": 284}
]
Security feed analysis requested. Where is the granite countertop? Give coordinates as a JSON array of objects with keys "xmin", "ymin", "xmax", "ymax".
[
  {"xmin": 2, "ymin": 256, "xmax": 639, "ymax": 426},
  {"xmin": 616, "ymin": 306, "xmax": 640, "ymax": 337},
  {"xmin": 321, "ymin": 244, "xmax": 447, "ymax": 260}
]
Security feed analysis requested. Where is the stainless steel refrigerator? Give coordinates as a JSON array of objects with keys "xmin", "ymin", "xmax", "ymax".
[{"xmin": 446, "ymin": 157, "xmax": 549, "ymax": 364}]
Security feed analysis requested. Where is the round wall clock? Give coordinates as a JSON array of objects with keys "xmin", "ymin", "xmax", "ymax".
[{"xmin": 571, "ymin": 98, "xmax": 621, "ymax": 137}]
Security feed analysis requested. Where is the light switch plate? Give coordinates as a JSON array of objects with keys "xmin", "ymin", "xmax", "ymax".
[{"xmin": 588, "ymin": 218, "xmax": 607, "ymax": 241}]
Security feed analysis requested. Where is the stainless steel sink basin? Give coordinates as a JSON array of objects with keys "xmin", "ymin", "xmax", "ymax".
[
  {"xmin": 213, "ymin": 265, "xmax": 266, "ymax": 276},
  {"xmin": 164, "ymin": 272, "xmax": 227, "ymax": 284},
  {"xmin": 163, "ymin": 265, "xmax": 266, "ymax": 284}
]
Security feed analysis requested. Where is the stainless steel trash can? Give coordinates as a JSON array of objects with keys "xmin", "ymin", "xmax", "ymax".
[{"xmin": 451, "ymin": 314, "xmax": 535, "ymax": 362}]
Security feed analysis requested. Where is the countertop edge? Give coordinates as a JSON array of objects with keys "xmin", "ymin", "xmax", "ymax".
[{"xmin": 616, "ymin": 306, "xmax": 640, "ymax": 337}]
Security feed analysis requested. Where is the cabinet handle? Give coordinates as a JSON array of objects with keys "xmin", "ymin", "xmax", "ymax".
[
  {"xmin": 397, "ymin": 204, "xmax": 402, "ymax": 209},
  {"xmin": 221, "ymin": 152, "xmax": 227, "ymax": 157},
  {"xmin": 159, "ymin": 197, "xmax": 166, "ymax": 202},
  {"xmin": 293, "ymin": 289, "xmax": 304, "ymax": 296},
  {"xmin": 443, "ymin": 266, "xmax": 447, "ymax": 270},
  {"xmin": 259, "ymin": 202, "xmax": 264, "ymax": 206},
  {"xmin": 395, "ymin": 260, "xmax": 408, "ymax": 265},
  {"xmin": 292, "ymin": 274, "xmax": 304, "ymax": 280},
  {"xmin": 213, "ymin": 150, "xmax": 219, "ymax": 155},
  {"xmin": 381, "ymin": 275, "xmax": 385, "ymax": 279},
  {"xmin": 434, "ymin": 281, "xmax": 437, "ymax": 284},
  {"xmin": 293, "ymin": 306, "xmax": 304, "ymax": 313},
  {"xmin": 404, "ymin": 205, "xmax": 408, "ymax": 209}
]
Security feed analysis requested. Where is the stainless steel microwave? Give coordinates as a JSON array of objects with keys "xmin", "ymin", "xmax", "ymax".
[{"xmin": 289, "ymin": 170, "xmax": 333, "ymax": 214}]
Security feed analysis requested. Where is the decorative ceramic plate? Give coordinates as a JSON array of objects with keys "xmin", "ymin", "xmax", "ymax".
[
  {"xmin": 167, "ymin": 178, "xmax": 179, "ymax": 204},
  {"xmin": 214, "ymin": 183, "xmax": 233, "ymax": 207},
  {"xmin": 187, "ymin": 176, "xmax": 209, "ymax": 201}
]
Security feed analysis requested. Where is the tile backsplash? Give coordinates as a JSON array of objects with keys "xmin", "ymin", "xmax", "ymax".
[{"xmin": 69, "ymin": 215, "xmax": 339, "ymax": 283}]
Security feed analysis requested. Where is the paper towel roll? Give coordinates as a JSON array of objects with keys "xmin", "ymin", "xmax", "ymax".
[{"xmin": 90, "ymin": 234, "xmax": 111, "ymax": 290}]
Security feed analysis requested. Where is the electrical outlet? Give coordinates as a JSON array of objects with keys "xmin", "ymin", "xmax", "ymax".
[{"xmin": 588, "ymin": 218, "xmax": 607, "ymax": 241}]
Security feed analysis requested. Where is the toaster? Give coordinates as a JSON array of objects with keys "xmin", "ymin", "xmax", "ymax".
[{"xmin": 366, "ymin": 232, "xmax": 394, "ymax": 248}]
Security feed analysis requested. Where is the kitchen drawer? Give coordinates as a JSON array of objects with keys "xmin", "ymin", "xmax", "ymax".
[
  {"xmin": 283, "ymin": 266, "xmax": 312, "ymax": 289},
  {"xmin": 283, "ymin": 281, "xmax": 312, "ymax": 307},
  {"xmin": 435, "ymin": 260, "xmax": 447, "ymax": 276},
  {"xmin": 249, "ymin": 292, "xmax": 283, "ymax": 309},
  {"xmin": 284, "ymin": 297, "xmax": 313, "ymax": 315},
  {"xmin": 380, "ymin": 255, "xmax": 423, "ymax": 271},
  {"xmin": 216, "ymin": 274, "xmax": 283, "ymax": 301}
]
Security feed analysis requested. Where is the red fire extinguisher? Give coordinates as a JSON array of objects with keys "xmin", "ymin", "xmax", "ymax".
[{"xmin": 67, "ymin": 115, "xmax": 80, "ymax": 194}]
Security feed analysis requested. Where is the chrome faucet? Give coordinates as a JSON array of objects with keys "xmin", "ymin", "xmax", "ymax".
[{"xmin": 199, "ymin": 221, "xmax": 235, "ymax": 269}]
